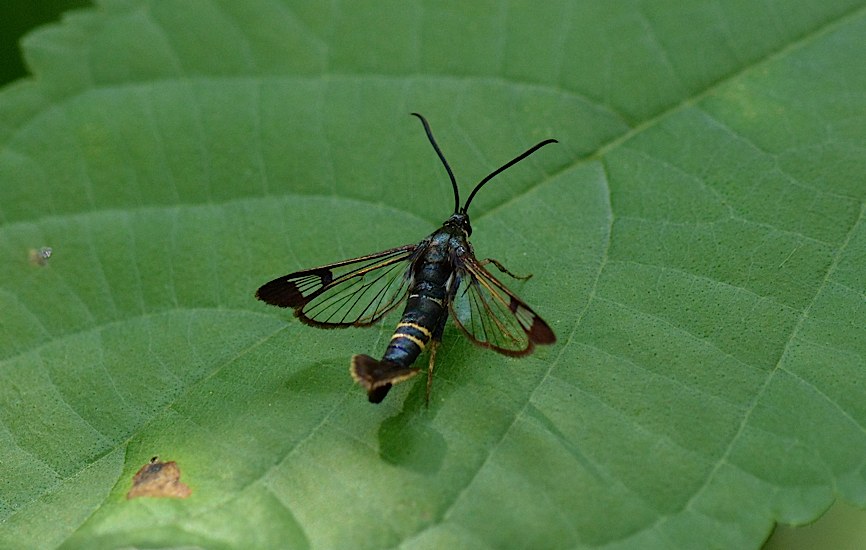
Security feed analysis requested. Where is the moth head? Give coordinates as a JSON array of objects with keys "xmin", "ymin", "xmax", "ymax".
[{"xmin": 445, "ymin": 212, "xmax": 472, "ymax": 237}]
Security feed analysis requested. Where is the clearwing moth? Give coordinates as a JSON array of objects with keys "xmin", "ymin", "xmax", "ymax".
[{"xmin": 256, "ymin": 113, "xmax": 557, "ymax": 404}]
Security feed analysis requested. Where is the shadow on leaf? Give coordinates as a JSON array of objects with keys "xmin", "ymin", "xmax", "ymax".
[{"xmin": 377, "ymin": 377, "xmax": 447, "ymax": 474}]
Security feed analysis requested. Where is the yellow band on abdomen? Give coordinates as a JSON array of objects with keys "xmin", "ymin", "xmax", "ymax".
[
  {"xmin": 396, "ymin": 322, "xmax": 432, "ymax": 338},
  {"xmin": 390, "ymin": 332, "xmax": 427, "ymax": 350}
]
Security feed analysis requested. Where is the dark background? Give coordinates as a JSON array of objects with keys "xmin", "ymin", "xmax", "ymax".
[{"xmin": 0, "ymin": 0, "xmax": 91, "ymax": 87}]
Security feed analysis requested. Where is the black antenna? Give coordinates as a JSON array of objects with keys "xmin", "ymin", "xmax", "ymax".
[
  {"xmin": 462, "ymin": 138, "xmax": 558, "ymax": 214},
  {"xmin": 411, "ymin": 113, "xmax": 461, "ymax": 213}
]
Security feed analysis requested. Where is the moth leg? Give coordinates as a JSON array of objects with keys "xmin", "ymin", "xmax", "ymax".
[
  {"xmin": 425, "ymin": 312, "xmax": 448, "ymax": 407},
  {"xmin": 425, "ymin": 340, "xmax": 438, "ymax": 407},
  {"xmin": 480, "ymin": 257, "xmax": 532, "ymax": 280}
]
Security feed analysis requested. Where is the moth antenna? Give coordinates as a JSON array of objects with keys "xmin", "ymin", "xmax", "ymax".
[
  {"xmin": 462, "ymin": 138, "xmax": 558, "ymax": 214},
  {"xmin": 411, "ymin": 113, "xmax": 461, "ymax": 213}
]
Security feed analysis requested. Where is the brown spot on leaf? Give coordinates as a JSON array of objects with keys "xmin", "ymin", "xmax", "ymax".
[
  {"xmin": 28, "ymin": 247, "xmax": 52, "ymax": 266},
  {"xmin": 126, "ymin": 456, "xmax": 191, "ymax": 500}
]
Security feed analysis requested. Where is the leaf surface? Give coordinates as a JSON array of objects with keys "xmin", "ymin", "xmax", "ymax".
[{"xmin": 1, "ymin": 1, "xmax": 865, "ymax": 548}]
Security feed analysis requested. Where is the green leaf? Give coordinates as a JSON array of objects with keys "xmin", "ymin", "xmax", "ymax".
[{"xmin": 1, "ymin": 1, "xmax": 865, "ymax": 548}]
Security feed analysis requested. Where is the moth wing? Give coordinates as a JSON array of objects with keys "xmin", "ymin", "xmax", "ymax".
[
  {"xmin": 256, "ymin": 244, "xmax": 418, "ymax": 327},
  {"xmin": 449, "ymin": 257, "xmax": 555, "ymax": 355}
]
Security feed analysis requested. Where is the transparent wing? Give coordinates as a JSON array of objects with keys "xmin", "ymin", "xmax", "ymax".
[
  {"xmin": 256, "ymin": 244, "xmax": 418, "ymax": 327},
  {"xmin": 450, "ymin": 258, "xmax": 555, "ymax": 355}
]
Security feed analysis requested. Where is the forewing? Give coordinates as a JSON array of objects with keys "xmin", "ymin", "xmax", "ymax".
[
  {"xmin": 450, "ymin": 258, "xmax": 555, "ymax": 355},
  {"xmin": 256, "ymin": 244, "xmax": 417, "ymax": 327}
]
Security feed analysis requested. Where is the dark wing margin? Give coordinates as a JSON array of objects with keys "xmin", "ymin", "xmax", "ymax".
[
  {"xmin": 256, "ymin": 244, "xmax": 417, "ymax": 327},
  {"xmin": 450, "ymin": 258, "xmax": 555, "ymax": 356}
]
